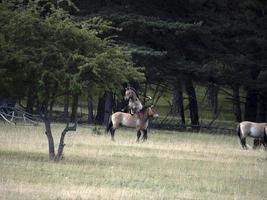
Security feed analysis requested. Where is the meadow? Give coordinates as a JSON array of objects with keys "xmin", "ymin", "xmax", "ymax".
[{"xmin": 0, "ymin": 123, "xmax": 267, "ymax": 200}]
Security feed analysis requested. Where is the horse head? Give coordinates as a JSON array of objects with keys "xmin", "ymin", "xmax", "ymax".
[
  {"xmin": 147, "ymin": 105, "xmax": 159, "ymax": 118},
  {"xmin": 124, "ymin": 87, "xmax": 137, "ymax": 100}
]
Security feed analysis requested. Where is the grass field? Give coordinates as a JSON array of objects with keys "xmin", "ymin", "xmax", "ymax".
[{"xmin": 0, "ymin": 123, "xmax": 267, "ymax": 200}]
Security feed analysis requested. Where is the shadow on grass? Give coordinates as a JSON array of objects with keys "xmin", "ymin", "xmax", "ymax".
[
  {"xmin": 0, "ymin": 150, "xmax": 48, "ymax": 162},
  {"xmin": 0, "ymin": 149, "xmax": 141, "ymax": 169}
]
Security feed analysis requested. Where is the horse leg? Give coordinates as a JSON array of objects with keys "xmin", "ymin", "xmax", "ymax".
[
  {"xmin": 253, "ymin": 139, "xmax": 261, "ymax": 150},
  {"xmin": 142, "ymin": 129, "xmax": 148, "ymax": 142},
  {"xmin": 263, "ymin": 133, "xmax": 267, "ymax": 151},
  {"xmin": 240, "ymin": 137, "xmax": 248, "ymax": 150},
  {"xmin": 110, "ymin": 128, "xmax": 116, "ymax": 141},
  {"xmin": 237, "ymin": 124, "xmax": 248, "ymax": 150},
  {"xmin": 136, "ymin": 130, "xmax": 142, "ymax": 142}
]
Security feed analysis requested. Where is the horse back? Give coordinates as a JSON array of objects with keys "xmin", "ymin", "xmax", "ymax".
[
  {"xmin": 239, "ymin": 121, "xmax": 266, "ymax": 137},
  {"xmin": 111, "ymin": 112, "xmax": 137, "ymax": 128}
]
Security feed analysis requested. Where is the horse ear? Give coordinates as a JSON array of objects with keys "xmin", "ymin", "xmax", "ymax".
[{"xmin": 151, "ymin": 105, "xmax": 154, "ymax": 108}]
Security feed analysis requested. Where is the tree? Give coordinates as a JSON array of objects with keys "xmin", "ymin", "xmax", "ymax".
[
  {"xmin": 0, "ymin": 3, "xmax": 143, "ymax": 160},
  {"xmin": 76, "ymin": 0, "xmax": 267, "ymax": 124}
]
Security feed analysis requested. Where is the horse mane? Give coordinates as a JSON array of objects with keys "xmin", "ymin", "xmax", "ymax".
[{"xmin": 139, "ymin": 105, "xmax": 151, "ymax": 113}]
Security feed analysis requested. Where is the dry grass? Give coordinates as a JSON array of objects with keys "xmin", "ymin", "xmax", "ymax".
[{"xmin": 0, "ymin": 123, "xmax": 267, "ymax": 200}]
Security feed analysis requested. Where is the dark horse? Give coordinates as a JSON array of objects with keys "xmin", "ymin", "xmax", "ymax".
[
  {"xmin": 106, "ymin": 105, "xmax": 159, "ymax": 142},
  {"xmin": 237, "ymin": 121, "xmax": 267, "ymax": 150}
]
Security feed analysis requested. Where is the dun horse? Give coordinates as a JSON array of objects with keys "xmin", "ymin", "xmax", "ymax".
[
  {"xmin": 237, "ymin": 121, "xmax": 267, "ymax": 150},
  {"xmin": 124, "ymin": 87, "xmax": 143, "ymax": 115},
  {"xmin": 106, "ymin": 105, "xmax": 159, "ymax": 142}
]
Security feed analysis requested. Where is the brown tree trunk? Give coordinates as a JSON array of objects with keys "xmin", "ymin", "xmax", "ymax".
[
  {"xmin": 244, "ymin": 89, "xmax": 258, "ymax": 122},
  {"xmin": 95, "ymin": 94, "xmax": 105, "ymax": 124},
  {"xmin": 55, "ymin": 129, "xmax": 67, "ymax": 161},
  {"xmin": 233, "ymin": 85, "xmax": 242, "ymax": 122},
  {"xmin": 172, "ymin": 81, "xmax": 185, "ymax": 127},
  {"xmin": 55, "ymin": 121, "xmax": 77, "ymax": 161},
  {"xmin": 244, "ymin": 66, "xmax": 261, "ymax": 122},
  {"xmin": 43, "ymin": 113, "xmax": 55, "ymax": 160},
  {"xmin": 103, "ymin": 90, "xmax": 113, "ymax": 126},
  {"xmin": 41, "ymin": 79, "xmax": 56, "ymax": 160},
  {"xmin": 64, "ymin": 92, "xmax": 69, "ymax": 120},
  {"xmin": 43, "ymin": 91, "xmax": 77, "ymax": 161},
  {"xmin": 171, "ymin": 89, "xmax": 179, "ymax": 115},
  {"xmin": 70, "ymin": 93, "xmax": 79, "ymax": 122},
  {"xmin": 63, "ymin": 80, "xmax": 70, "ymax": 119},
  {"xmin": 26, "ymin": 87, "xmax": 35, "ymax": 113},
  {"xmin": 185, "ymin": 78, "xmax": 199, "ymax": 129},
  {"xmin": 41, "ymin": 78, "xmax": 77, "ymax": 161},
  {"xmin": 49, "ymin": 83, "xmax": 58, "ymax": 113},
  {"xmin": 258, "ymin": 94, "xmax": 266, "ymax": 122},
  {"xmin": 87, "ymin": 94, "xmax": 94, "ymax": 124},
  {"xmin": 207, "ymin": 82, "xmax": 219, "ymax": 115}
]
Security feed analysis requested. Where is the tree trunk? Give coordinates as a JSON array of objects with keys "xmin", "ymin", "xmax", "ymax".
[
  {"xmin": 70, "ymin": 93, "xmax": 79, "ymax": 122},
  {"xmin": 55, "ymin": 122, "xmax": 77, "ymax": 161},
  {"xmin": 95, "ymin": 94, "xmax": 105, "ymax": 124},
  {"xmin": 258, "ymin": 94, "xmax": 266, "ymax": 122},
  {"xmin": 43, "ymin": 91, "xmax": 77, "ymax": 161},
  {"xmin": 43, "ymin": 113, "xmax": 55, "ymax": 160},
  {"xmin": 244, "ymin": 89, "xmax": 258, "ymax": 122},
  {"xmin": 49, "ymin": 83, "xmax": 58, "ymax": 113},
  {"xmin": 55, "ymin": 129, "xmax": 67, "ymax": 161},
  {"xmin": 103, "ymin": 90, "xmax": 113, "ymax": 126},
  {"xmin": 172, "ymin": 81, "xmax": 185, "ymax": 127},
  {"xmin": 87, "ymin": 94, "xmax": 94, "ymax": 124},
  {"xmin": 185, "ymin": 78, "xmax": 199, "ymax": 129},
  {"xmin": 244, "ymin": 66, "xmax": 261, "ymax": 122},
  {"xmin": 232, "ymin": 85, "xmax": 242, "ymax": 122},
  {"xmin": 171, "ymin": 89, "xmax": 178, "ymax": 115},
  {"xmin": 26, "ymin": 87, "xmax": 35, "ymax": 113},
  {"xmin": 41, "ymin": 78, "xmax": 77, "ymax": 161},
  {"xmin": 64, "ymin": 92, "xmax": 69, "ymax": 120},
  {"xmin": 207, "ymin": 82, "xmax": 219, "ymax": 115},
  {"xmin": 41, "ymin": 79, "xmax": 55, "ymax": 160},
  {"xmin": 63, "ymin": 80, "xmax": 70, "ymax": 119}
]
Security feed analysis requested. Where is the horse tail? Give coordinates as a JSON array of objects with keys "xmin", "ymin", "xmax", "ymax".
[
  {"xmin": 237, "ymin": 123, "xmax": 242, "ymax": 140},
  {"xmin": 106, "ymin": 116, "xmax": 113, "ymax": 133},
  {"xmin": 263, "ymin": 126, "xmax": 267, "ymax": 145}
]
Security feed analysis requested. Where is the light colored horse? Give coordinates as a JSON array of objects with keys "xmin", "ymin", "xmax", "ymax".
[
  {"xmin": 124, "ymin": 87, "xmax": 143, "ymax": 115},
  {"xmin": 106, "ymin": 105, "xmax": 159, "ymax": 142},
  {"xmin": 237, "ymin": 121, "xmax": 267, "ymax": 150}
]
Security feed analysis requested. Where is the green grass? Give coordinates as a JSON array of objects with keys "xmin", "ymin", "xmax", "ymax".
[{"xmin": 1, "ymin": 123, "xmax": 267, "ymax": 200}]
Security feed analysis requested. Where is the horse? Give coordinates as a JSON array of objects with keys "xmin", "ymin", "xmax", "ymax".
[
  {"xmin": 237, "ymin": 121, "xmax": 267, "ymax": 150},
  {"xmin": 106, "ymin": 105, "xmax": 159, "ymax": 142},
  {"xmin": 124, "ymin": 87, "xmax": 143, "ymax": 115}
]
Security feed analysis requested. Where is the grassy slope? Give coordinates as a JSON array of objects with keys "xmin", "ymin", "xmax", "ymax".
[{"xmin": 0, "ymin": 123, "xmax": 266, "ymax": 200}]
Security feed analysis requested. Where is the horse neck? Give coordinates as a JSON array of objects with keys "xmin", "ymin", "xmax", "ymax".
[
  {"xmin": 139, "ymin": 108, "xmax": 150, "ymax": 121},
  {"xmin": 131, "ymin": 92, "xmax": 138, "ymax": 100},
  {"xmin": 129, "ymin": 94, "xmax": 140, "ymax": 103}
]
